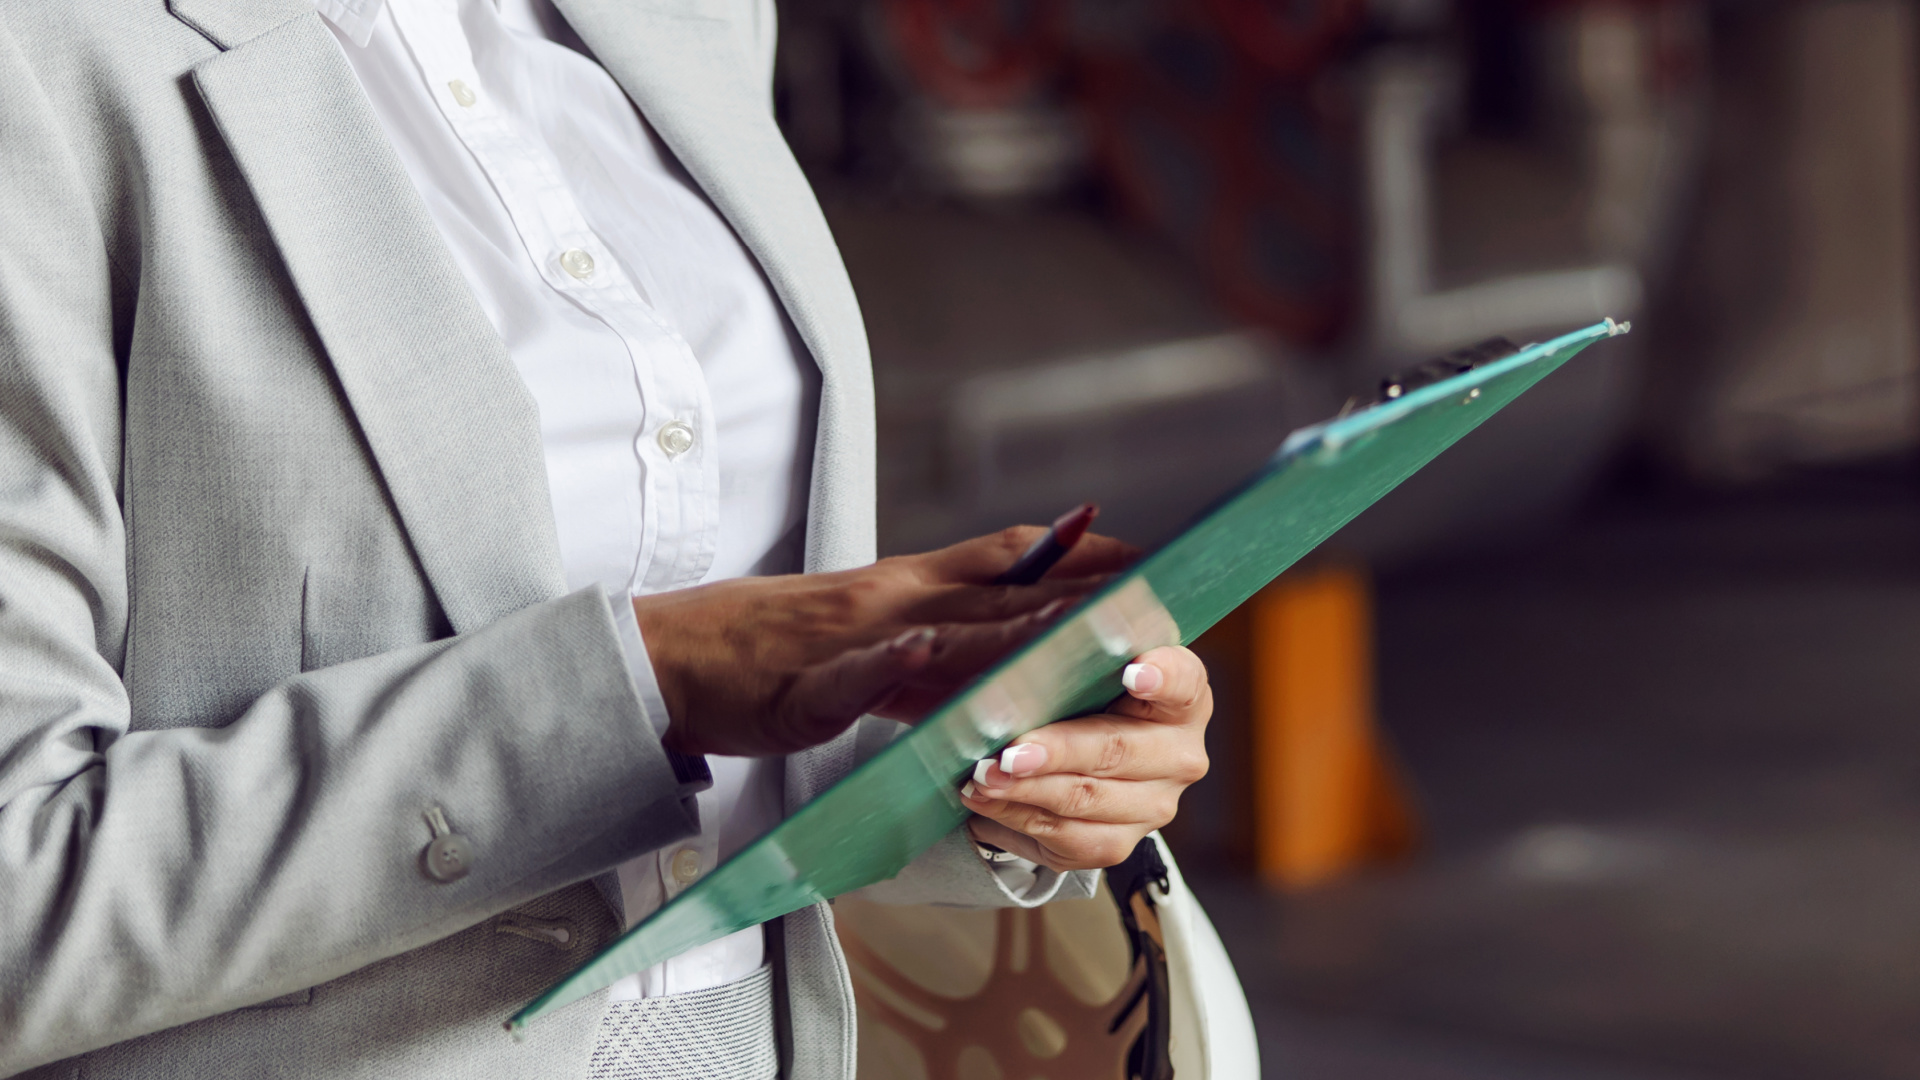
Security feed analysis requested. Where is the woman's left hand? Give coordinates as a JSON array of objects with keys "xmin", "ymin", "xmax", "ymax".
[{"xmin": 961, "ymin": 644, "xmax": 1211, "ymax": 871}]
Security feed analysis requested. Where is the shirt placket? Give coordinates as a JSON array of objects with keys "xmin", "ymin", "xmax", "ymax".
[
  {"xmin": 383, "ymin": 0, "xmax": 722, "ymax": 594},
  {"xmin": 652, "ymin": 830, "xmax": 719, "ymax": 992}
]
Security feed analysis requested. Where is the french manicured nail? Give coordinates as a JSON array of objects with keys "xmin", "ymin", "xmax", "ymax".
[
  {"xmin": 961, "ymin": 781, "xmax": 980, "ymax": 800},
  {"xmin": 890, "ymin": 627, "xmax": 936, "ymax": 652},
  {"xmin": 999, "ymin": 743, "xmax": 1047, "ymax": 776},
  {"xmin": 975, "ymin": 759, "xmax": 1016, "ymax": 790},
  {"xmin": 1036, "ymin": 598, "xmax": 1071, "ymax": 621},
  {"xmin": 1122, "ymin": 663, "xmax": 1162, "ymax": 694}
]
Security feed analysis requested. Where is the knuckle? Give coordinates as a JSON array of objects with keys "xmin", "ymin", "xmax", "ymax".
[
  {"xmin": 883, "ymin": 553, "xmax": 938, "ymax": 587},
  {"xmin": 1096, "ymin": 728, "xmax": 1129, "ymax": 774},
  {"xmin": 1021, "ymin": 809, "xmax": 1066, "ymax": 838},
  {"xmin": 1177, "ymin": 748, "xmax": 1210, "ymax": 784},
  {"xmin": 838, "ymin": 576, "xmax": 884, "ymax": 612},
  {"xmin": 985, "ymin": 584, "xmax": 1024, "ymax": 618},
  {"xmin": 1065, "ymin": 777, "xmax": 1102, "ymax": 816},
  {"xmin": 1167, "ymin": 648, "xmax": 1209, "ymax": 710},
  {"xmin": 1176, "ymin": 676, "xmax": 1207, "ymax": 713},
  {"xmin": 997, "ymin": 526, "xmax": 1038, "ymax": 556}
]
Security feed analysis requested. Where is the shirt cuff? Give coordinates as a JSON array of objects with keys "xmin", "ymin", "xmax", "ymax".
[
  {"xmin": 605, "ymin": 589, "xmax": 712, "ymax": 798},
  {"xmin": 986, "ymin": 856, "xmax": 1042, "ymax": 896}
]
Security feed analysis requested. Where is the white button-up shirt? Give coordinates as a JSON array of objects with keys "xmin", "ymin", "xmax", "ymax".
[{"xmin": 321, "ymin": 0, "xmax": 814, "ymax": 999}]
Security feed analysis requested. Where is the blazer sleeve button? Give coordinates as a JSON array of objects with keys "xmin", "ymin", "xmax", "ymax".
[
  {"xmin": 423, "ymin": 833, "xmax": 476, "ymax": 882},
  {"xmin": 420, "ymin": 806, "xmax": 475, "ymax": 882}
]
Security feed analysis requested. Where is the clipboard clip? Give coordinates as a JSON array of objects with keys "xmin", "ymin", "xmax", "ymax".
[{"xmin": 1376, "ymin": 337, "xmax": 1521, "ymax": 405}]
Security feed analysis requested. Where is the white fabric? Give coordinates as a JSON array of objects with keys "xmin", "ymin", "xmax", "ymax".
[
  {"xmin": 322, "ymin": 0, "xmax": 813, "ymax": 1000},
  {"xmin": 1150, "ymin": 833, "xmax": 1263, "ymax": 1080}
]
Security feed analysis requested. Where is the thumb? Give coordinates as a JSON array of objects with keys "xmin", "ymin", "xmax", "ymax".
[{"xmin": 775, "ymin": 627, "xmax": 937, "ymax": 752}]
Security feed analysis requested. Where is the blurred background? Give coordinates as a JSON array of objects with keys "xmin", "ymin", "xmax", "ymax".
[{"xmin": 768, "ymin": 0, "xmax": 1920, "ymax": 1075}]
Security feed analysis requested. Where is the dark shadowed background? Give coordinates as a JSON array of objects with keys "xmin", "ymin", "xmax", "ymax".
[{"xmin": 771, "ymin": 2, "xmax": 1920, "ymax": 1075}]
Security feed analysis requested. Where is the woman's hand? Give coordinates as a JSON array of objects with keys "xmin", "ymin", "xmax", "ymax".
[
  {"xmin": 961, "ymin": 644, "xmax": 1211, "ymax": 871},
  {"xmin": 632, "ymin": 527, "xmax": 1137, "ymax": 756}
]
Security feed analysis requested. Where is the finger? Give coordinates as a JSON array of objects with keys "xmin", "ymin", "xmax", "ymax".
[
  {"xmin": 912, "ymin": 527, "xmax": 1139, "ymax": 585},
  {"xmin": 963, "ymin": 773, "xmax": 1181, "ymax": 826},
  {"xmin": 923, "ymin": 602, "xmax": 1071, "ymax": 675},
  {"xmin": 1044, "ymin": 532, "xmax": 1140, "ymax": 580},
  {"xmin": 963, "ymin": 800, "xmax": 1152, "ymax": 871},
  {"xmin": 1109, "ymin": 645, "xmax": 1211, "ymax": 723},
  {"xmin": 770, "ymin": 628, "xmax": 937, "ymax": 753},
  {"xmin": 898, "ymin": 576, "xmax": 1102, "ymax": 627},
  {"xmin": 966, "ymin": 816, "xmax": 1060, "ymax": 867},
  {"xmin": 973, "ymin": 715, "xmax": 1209, "ymax": 783},
  {"xmin": 872, "ymin": 603, "xmax": 1072, "ymax": 721}
]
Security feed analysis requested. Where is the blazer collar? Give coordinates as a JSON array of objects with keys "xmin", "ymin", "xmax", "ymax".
[{"xmin": 167, "ymin": 0, "xmax": 310, "ymax": 49}]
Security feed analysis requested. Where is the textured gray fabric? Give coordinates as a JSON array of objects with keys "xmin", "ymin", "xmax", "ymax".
[
  {"xmin": 588, "ymin": 968, "xmax": 778, "ymax": 1080},
  {"xmin": 774, "ymin": 901, "xmax": 857, "ymax": 1080},
  {"xmin": 191, "ymin": 14, "xmax": 571, "ymax": 636},
  {"xmin": 38, "ymin": 885, "xmax": 624, "ymax": 1080},
  {"xmin": 0, "ymin": 2, "xmax": 717, "ymax": 1074},
  {"xmin": 0, "ymin": 1, "xmax": 1076, "ymax": 1078}
]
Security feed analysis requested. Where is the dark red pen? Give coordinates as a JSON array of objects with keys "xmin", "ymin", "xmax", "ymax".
[{"xmin": 991, "ymin": 503, "xmax": 1098, "ymax": 586}]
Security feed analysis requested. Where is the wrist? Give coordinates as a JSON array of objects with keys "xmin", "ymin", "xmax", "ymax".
[{"xmin": 631, "ymin": 594, "xmax": 690, "ymax": 739}]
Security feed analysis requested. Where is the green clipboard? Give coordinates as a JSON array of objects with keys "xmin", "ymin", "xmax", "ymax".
[{"xmin": 507, "ymin": 318, "xmax": 1629, "ymax": 1035}]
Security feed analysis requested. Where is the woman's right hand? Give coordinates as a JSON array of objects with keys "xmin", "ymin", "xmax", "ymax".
[{"xmin": 632, "ymin": 527, "xmax": 1137, "ymax": 757}]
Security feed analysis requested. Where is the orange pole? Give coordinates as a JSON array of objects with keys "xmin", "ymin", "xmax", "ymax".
[{"xmin": 1248, "ymin": 563, "xmax": 1418, "ymax": 889}]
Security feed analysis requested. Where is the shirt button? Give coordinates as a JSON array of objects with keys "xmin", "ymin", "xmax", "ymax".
[
  {"xmin": 656, "ymin": 421, "xmax": 695, "ymax": 458},
  {"xmin": 447, "ymin": 79, "xmax": 477, "ymax": 108},
  {"xmin": 670, "ymin": 847, "xmax": 703, "ymax": 885},
  {"xmin": 560, "ymin": 248, "xmax": 595, "ymax": 280}
]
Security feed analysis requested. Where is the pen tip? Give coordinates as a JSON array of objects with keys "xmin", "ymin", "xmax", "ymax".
[
  {"xmin": 1050, "ymin": 503, "xmax": 1097, "ymax": 550},
  {"xmin": 1053, "ymin": 502, "xmax": 1097, "ymax": 532}
]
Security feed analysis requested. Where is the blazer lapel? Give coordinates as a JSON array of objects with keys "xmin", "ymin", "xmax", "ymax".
[
  {"xmin": 180, "ymin": 7, "xmax": 570, "ymax": 633},
  {"xmin": 552, "ymin": 0, "xmax": 878, "ymax": 576}
]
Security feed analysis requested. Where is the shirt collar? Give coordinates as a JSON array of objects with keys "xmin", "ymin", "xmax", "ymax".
[{"xmin": 315, "ymin": 0, "xmax": 385, "ymax": 47}]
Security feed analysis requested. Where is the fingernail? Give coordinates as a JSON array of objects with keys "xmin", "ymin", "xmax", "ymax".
[
  {"xmin": 999, "ymin": 743, "xmax": 1048, "ymax": 776},
  {"xmin": 1122, "ymin": 663, "xmax": 1162, "ymax": 694},
  {"xmin": 961, "ymin": 781, "xmax": 980, "ymax": 800},
  {"xmin": 1036, "ymin": 598, "xmax": 1070, "ymax": 621},
  {"xmin": 973, "ymin": 759, "xmax": 995, "ymax": 786},
  {"xmin": 890, "ymin": 627, "xmax": 936, "ymax": 652}
]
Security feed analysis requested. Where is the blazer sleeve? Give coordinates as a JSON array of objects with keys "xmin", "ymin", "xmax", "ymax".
[{"xmin": 0, "ymin": 23, "xmax": 697, "ymax": 1074}]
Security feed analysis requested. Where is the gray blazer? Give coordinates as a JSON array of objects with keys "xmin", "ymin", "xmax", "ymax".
[{"xmin": 0, "ymin": 1, "xmax": 1089, "ymax": 1077}]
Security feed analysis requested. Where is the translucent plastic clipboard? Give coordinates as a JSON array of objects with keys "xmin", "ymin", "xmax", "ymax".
[{"xmin": 508, "ymin": 318, "xmax": 1630, "ymax": 1034}]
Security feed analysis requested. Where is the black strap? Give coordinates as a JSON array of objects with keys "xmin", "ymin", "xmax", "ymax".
[{"xmin": 1106, "ymin": 838, "xmax": 1175, "ymax": 1080}]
